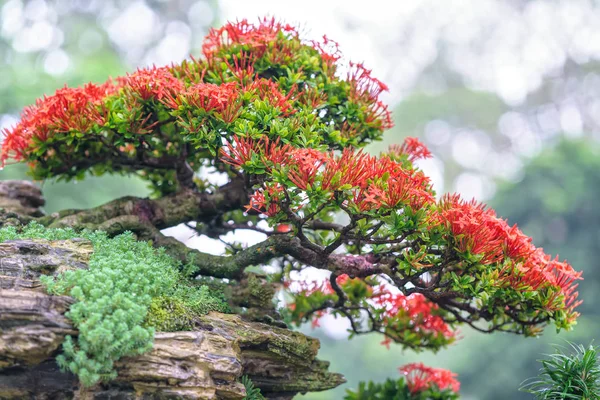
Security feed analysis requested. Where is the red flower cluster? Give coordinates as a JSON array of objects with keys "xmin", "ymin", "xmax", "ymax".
[
  {"xmin": 286, "ymin": 271, "xmax": 454, "ymax": 345},
  {"xmin": 347, "ymin": 62, "xmax": 389, "ymax": 101},
  {"xmin": 165, "ymin": 82, "xmax": 237, "ymax": 111},
  {"xmin": 1, "ymin": 82, "xmax": 114, "ymax": 164},
  {"xmin": 245, "ymin": 185, "xmax": 282, "ymax": 217},
  {"xmin": 373, "ymin": 288, "xmax": 455, "ymax": 347},
  {"xmin": 220, "ymin": 136, "xmax": 288, "ymax": 169},
  {"xmin": 245, "ymin": 79, "xmax": 297, "ymax": 115},
  {"xmin": 221, "ymin": 136, "xmax": 435, "ymax": 214},
  {"xmin": 388, "ymin": 137, "xmax": 432, "ymax": 162},
  {"xmin": 436, "ymin": 194, "xmax": 582, "ymax": 319},
  {"xmin": 310, "ymin": 35, "xmax": 342, "ymax": 69},
  {"xmin": 354, "ymin": 157, "xmax": 434, "ymax": 211},
  {"xmin": 201, "ymin": 18, "xmax": 392, "ymax": 141},
  {"xmin": 118, "ymin": 66, "xmax": 184, "ymax": 101},
  {"xmin": 287, "ymin": 148, "xmax": 331, "ymax": 190},
  {"xmin": 3, "ymin": 19, "xmax": 396, "ymax": 170},
  {"xmin": 436, "ymin": 195, "xmax": 507, "ymax": 264},
  {"xmin": 399, "ymin": 363, "xmax": 460, "ymax": 394},
  {"xmin": 202, "ymin": 17, "xmax": 298, "ymax": 59},
  {"xmin": 501, "ymin": 249, "xmax": 582, "ymax": 319},
  {"xmin": 164, "ymin": 78, "xmax": 297, "ymax": 123},
  {"xmin": 346, "ymin": 61, "xmax": 394, "ymax": 131}
]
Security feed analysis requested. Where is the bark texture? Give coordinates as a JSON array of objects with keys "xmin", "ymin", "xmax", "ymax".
[{"xmin": 0, "ymin": 180, "xmax": 345, "ymax": 399}]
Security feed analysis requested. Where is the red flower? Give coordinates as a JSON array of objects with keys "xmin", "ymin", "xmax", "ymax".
[
  {"xmin": 164, "ymin": 81, "xmax": 241, "ymax": 122},
  {"xmin": 347, "ymin": 62, "xmax": 389, "ymax": 100},
  {"xmin": 244, "ymin": 78, "xmax": 297, "ymax": 116},
  {"xmin": 310, "ymin": 35, "xmax": 342, "ymax": 72},
  {"xmin": 222, "ymin": 138, "xmax": 435, "ymax": 213},
  {"xmin": 287, "ymin": 149, "xmax": 330, "ymax": 190},
  {"xmin": 344, "ymin": 155, "xmax": 434, "ymax": 212},
  {"xmin": 372, "ymin": 289, "xmax": 455, "ymax": 339},
  {"xmin": 203, "ymin": 17, "xmax": 298, "ymax": 59},
  {"xmin": 345, "ymin": 62, "xmax": 394, "ymax": 132},
  {"xmin": 321, "ymin": 149, "xmax": 374, "ymax": 191},
  {"xmin": 221, "ymin": 136, "xmax": 256, "ymax": 168},
  {"xmin": 244, "ymin": 184, "xmax": 283, "ymax": 217},
  {"xmin": 399, "ymin": 363, "xmax": 460, "ymax": 393},
  {"xmin": 389, "ymin": 137, "xmax": 432, "ymax": 162},
  {"xmin": 1, "ymin": 82, "xmax": 115, "ymax": 164},
  {"xmin": 221, "ymin": 52, "xmax": 257, "ymax": 84},
  {"xmin": 436, "ymin": 194, "xmax": 506, "ymax": 264},
  {"xmin": 118, "ymin": 66, "xmax": 184, "ymax": 101},
  {"xmin": 435, "ymin": 194, "xmax": 583, "ymax": 320},
  {"xmin": 220, "ymin": 136, "xmax": 295, "ymax": 170}
]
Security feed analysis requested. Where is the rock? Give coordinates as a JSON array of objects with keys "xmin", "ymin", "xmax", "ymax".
[
  {"xmin": 0, "ymin": 238, "xmax": 88, "ymax": 370},
  {"xmin": 0, "ymin": 238, "xmax": 344, "ymax": 399},
  {"xmin": 0, "ymin": 181, "xmax": 45, "ymax": 217}
]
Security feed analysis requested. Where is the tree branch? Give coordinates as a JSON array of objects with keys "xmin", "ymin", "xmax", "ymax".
[{"xmin": 40, "ymin": 177, "xmax": 247, "ymax": 232}]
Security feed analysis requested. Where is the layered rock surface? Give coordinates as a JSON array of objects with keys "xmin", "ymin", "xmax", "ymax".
[{"xmin": 0, "ymin": 180, "xmax": 344, "ymax": 399}]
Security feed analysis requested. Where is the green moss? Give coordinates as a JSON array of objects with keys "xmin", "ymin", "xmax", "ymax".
[
  {"xmin": 145, "ymin": 296, "xmax": 195, "ymax": 331},
  {"xmin": 0, "ymin": 222, "xmax": 229, "ymax": 387},
  {"xmin": 268, "ymin": 333, "xmax": 317, "ymax": 361},
  {"xmin": 145, "ymin": 285, "xmax": 231, "ymax": 332},
  {"xmin": 247, "ymin": 274, "xmax": 275, "ymax": 308}
]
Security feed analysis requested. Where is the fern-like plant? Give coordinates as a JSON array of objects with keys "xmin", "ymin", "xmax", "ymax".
[
  {"xmin": 521, "ymin": 343, "xmax": 600, "ymax": 399},
  {"xmin": 241, "ymin": 375, "xmax": 265, "ymax": 400}
]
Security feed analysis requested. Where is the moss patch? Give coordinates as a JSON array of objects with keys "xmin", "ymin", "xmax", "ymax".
[
  {"xmin": 145, "ymin": 285, "xmax": 230, "ymax": 332},
  {"xmin": 145, "ymin": 296, "xmax": 195, "ymax": 331}
]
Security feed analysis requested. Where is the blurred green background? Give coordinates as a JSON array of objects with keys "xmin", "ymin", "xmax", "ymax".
[{"xmin": 1, "ymin": 1, "xmax": 599, "ymax": 399}]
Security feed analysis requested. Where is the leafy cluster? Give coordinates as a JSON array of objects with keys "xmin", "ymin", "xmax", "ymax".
[
  {"xmin": 1, "ymin": 18, "xmax": 391, "ymax": 195},
  {"xmin": 0, "ymin": 223, "xmax": 228, "ymax": 387},
  {"xmin": 345, "ymin": 363, "xmax": 459, "ymax": 400},
  {"xmin": 283, "ymin": 273, "xmax": 455, "ymax": 350},
  {"xmin": 521, "ymin": 343, "xmax": 600, "ymax": 399}
]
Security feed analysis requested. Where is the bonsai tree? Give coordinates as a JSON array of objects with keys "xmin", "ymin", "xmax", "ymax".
[{"xmin": 0, "ymin": 18, "xmax": 583, "ymax": 398}]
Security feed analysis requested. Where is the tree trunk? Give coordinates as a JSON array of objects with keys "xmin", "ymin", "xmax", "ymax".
[{"xmin": 0, "ymin": 180, "xmax": 344, "ymax": 399}]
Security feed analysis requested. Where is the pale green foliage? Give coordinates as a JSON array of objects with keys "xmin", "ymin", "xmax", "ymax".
[{"xmin": 0, "ymin": 223, "xmax": 228, "ymax": 387}]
